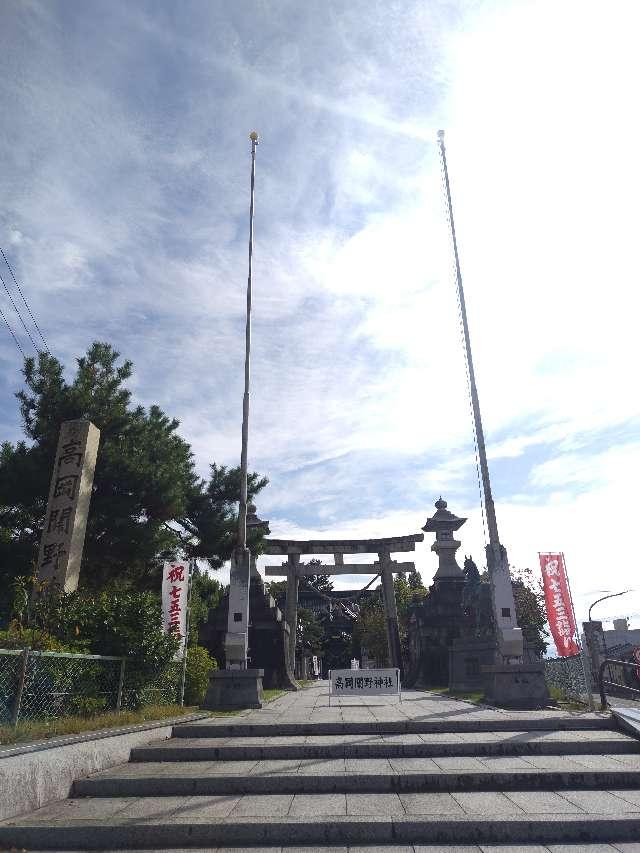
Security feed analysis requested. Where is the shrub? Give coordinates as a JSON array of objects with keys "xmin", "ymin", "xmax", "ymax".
[
  {"xmin": 68, "ymin": 696, "xmax": 107, "ymax": 717},
  {"xmin": 184, "ymin": 645, "xmax": 216, "ymax": 705},
  {"xmin": 30, "ymin": 588, "xmax": 181, "ymax": 709},
  {"xmin": 0, "ymin": 627, "xmax": 80, "ymax": 653}
]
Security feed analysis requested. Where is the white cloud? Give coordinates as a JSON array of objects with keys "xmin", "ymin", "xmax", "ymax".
[{"xmin": 1, "ymin": 0, "xmax": 638, "ymax": 633}]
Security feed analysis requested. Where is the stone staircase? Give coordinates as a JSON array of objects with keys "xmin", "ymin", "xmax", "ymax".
[{"xmin": 2, "ymin": 704, "xmax": 640, "ymax": 849}]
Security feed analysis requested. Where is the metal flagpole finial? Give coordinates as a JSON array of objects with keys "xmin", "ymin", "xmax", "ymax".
[{"xmin": 249, "ymin": 131, "xmax": 260, "ymax": 143}]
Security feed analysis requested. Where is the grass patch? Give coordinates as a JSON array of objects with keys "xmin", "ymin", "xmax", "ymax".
[
  {"xmin": 263, "ymin": 688, "xmax": 286, "ymax": 702},
  {"xmin": 0, "ymin": 704, "xmax": 199, "ymax": 747},
  {"xmin": 296, "ymin": 679, "xmax": 317, "ymax": 688},
  {"xmin": 548, "ymin": 684, "xmax": 589, "ymax": 711},
  {"xmin": 424, "ymin": 687, "xmax": 485, "ymax": 704}
]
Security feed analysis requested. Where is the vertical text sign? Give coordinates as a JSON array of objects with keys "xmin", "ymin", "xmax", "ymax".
[
  {"xmin": 162, "ymin": 561, "xmax": 190, "ymax": 658},
  {"xmin": 37, "ymin": 420, "xmax": 100, "ymax": 593},
  {"xmin": 539, "ymin": 553, "xmax": 579, "ymax": 657}
]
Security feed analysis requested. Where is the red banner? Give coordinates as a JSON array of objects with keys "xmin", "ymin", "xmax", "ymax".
[{"xmin": 539, "ymin": 553, "xmax": 580, "ymax": 657}]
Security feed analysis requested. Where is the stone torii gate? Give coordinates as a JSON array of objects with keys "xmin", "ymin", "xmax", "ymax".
[{"xmin": 263, "ymin": 534, "xmax": 423, "ymax": 676}]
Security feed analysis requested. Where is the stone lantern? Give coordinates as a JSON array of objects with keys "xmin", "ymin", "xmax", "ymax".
[{"xmin": 422, "ymin": 497, "xmax": 466, "ymax": 579}]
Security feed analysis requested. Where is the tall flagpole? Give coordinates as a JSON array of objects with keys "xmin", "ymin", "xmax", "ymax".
[
  {"xmin": 223, "ymin": 131, "xmax": 260, "ymax": 672},
  {"xmin": 437, "ymin": 130, "xmax": 523, "ymax": 662},
  {"xmin": 238, "ymin": 130, "xmax": 259, "ymax": 552}
]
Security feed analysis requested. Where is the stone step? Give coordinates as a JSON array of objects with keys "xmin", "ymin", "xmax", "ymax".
[
  {"xmin": 74, "ymin": 762, "xmax": 640, "ymax": 796},
  {"xmin": 18, "ymin": 848, "xmax": 640, "ymax": 853},
  {"xmin": 3, "ymin": 797, "xmax": 640, "ymax": 848},
  {"xmin": 173, "ymin": 717, "xmax": 614, "ymax": 738},
  {"xmin": 130, "ymin": 731, "xmax": 639, "ymax": 762}
]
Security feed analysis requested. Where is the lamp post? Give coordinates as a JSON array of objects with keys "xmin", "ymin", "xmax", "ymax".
[
  {"xmin": 583, "ymin": 590, "xmax": 632, "ymax": 705},
  {"xmin": 588, "ymin": 590, "xmax": 632, "ymax": 623}
]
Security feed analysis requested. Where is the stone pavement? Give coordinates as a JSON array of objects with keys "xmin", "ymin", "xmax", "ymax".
[{"xmin": 2, "ymin": 682, "xmax": 640, "ymax": 851}]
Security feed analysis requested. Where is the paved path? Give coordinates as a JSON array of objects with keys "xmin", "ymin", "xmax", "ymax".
[
  {"xmin": 202, "ymin": 682, "xmax": 607, "ymax": 724},
  {"xmin": 2, "ymin": 681, "xmax": 640, "ymax": 851}
]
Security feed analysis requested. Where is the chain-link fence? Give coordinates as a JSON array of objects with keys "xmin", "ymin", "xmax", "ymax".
[
  {"xmin": 1, "ymin": 648, "xmax": 186, "ymax": 725},
  {"xmin": 120, "ymin": 660, "xmax": 183, "ymax": 710},
  {"xmin": 0, "ymin": 648, "xmax": 125, "ymax": 725},
  {"xmin": 544, "ymin": 652, "xmax": 590, "ymax": 702}
]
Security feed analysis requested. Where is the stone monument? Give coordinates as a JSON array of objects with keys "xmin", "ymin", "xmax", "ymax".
[
  {"xmin": 200, "ymin": 546, "xmax": 297, "ymax": 690},
  {"xmin": 449, "ymin": 556, "xmax": 501, "ymax": 693},
  {"xmin": 36, "ymin": 419, "xmax": 100, "ymax": 592}
]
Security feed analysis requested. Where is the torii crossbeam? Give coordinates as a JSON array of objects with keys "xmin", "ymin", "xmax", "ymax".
[{"xmin": 263, "ymin": 534, "xmax": 423, "ymax": 676}]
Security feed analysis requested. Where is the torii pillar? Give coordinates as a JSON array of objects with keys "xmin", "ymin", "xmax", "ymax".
[{"xmin": 378, "ymin": 550, "xmax": 403, "ymax": 672}]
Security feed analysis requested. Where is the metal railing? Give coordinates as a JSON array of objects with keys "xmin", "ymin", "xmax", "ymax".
[{"xmin": 598, "ymin": 658, "xmax": 640, "ymax": 707}]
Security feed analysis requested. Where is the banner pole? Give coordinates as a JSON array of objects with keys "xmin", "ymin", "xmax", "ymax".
[
  {"xmin": 561, "ymin": 551, "xmax": 595, "ymax": 710},
  {"xmin": 179, "ymin": 559, "xmax": 194, "ymax": 707}
]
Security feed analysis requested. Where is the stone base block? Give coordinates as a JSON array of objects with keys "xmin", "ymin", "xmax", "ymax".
[
  {"xmin": 483, "ymin": 661, "xmax": 550, "ymax": 709},
  {"xmin": 202, "ymin": 668, "xmax": 264, "ymax": 710},
  {"xmin": 449, "ymin": 640, "xmax": 497, "ymax": 693}
]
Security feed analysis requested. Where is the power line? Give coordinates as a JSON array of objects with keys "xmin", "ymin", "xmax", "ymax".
[
  {"xmin": 0, "ymin": 248, "xmax": 50, "ymax": 355},
  {"xmin": 0, "ymin": 303, "xmax": 25, "ymax": 358},
  {"xmin": 0, "ymin": 267, "xmax": 39, "ymax": 354}
]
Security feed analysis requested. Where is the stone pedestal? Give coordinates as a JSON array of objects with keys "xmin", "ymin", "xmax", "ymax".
[
  {"xmin": 483, "ymin": 662, "xmax": 550, "ymax": 709},
  {"xmin": 449, "ymin": 639, "xmax": 497, "ymax": 693},
  {"xmin": 202, "ymin": 668, "xmax": 264, "ymax": 710}
]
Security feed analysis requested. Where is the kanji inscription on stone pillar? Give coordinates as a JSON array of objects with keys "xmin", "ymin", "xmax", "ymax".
[{"xmin": 36, "ymin": 419, "xmax": 100, "ymax": 592}]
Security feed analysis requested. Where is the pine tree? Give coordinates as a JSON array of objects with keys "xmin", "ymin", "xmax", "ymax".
[{"xmin": 0, "ymin": 343, "xmax": 267, "ymax": 618}]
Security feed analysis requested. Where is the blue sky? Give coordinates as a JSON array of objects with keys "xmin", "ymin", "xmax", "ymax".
[{"xmin": 1, "ymin": 0, "xmax": 639, "ymax": 630}]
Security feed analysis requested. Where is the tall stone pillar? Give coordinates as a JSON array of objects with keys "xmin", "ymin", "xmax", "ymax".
[
  {"xmin": 224, "ymin": 547, "xmax": 252, "ymax": 669},
  {"xmin": 204, "ymin": 504, "xmax": 269, "ymax": 709},
  {"xmin": 223, "ymin": 503, "xmax": 270, "ymax": 670},
  {"xmin": 285, "ymin": 553, "xmax": 300, "ymax": 674},
  {"xmin": 36, "ymin": 420, "xmax": 100, "ymax": 592},
  {"xmin": 379, "ymin": 550, "xmax": 403, "ymax": 674}
]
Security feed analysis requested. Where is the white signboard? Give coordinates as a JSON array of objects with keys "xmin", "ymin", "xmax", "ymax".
[
  {"xmin": 329, "ymin": 668, "xmax": 400, "ymax": 704},
  {"xmin": 162, "ymin": 561, "xmax": 190, "ymax": 658}
]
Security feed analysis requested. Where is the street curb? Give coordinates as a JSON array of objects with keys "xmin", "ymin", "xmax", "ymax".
[{"xmin": 0, "ymin": 713, "xmax": 209, "ymax": 759}]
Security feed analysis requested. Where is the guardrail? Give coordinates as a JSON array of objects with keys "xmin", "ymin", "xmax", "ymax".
[{"xmin": 598, "ymin": 658, "xmax": 640, "ymax": 707}]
